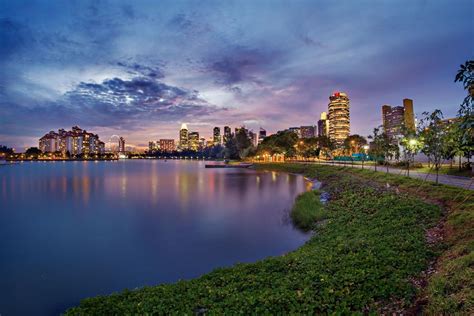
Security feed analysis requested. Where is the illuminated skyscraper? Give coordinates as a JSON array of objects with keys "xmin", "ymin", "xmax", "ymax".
[
  {"xmin": 188, "ymin": 132, "xmax": 199, "ymax": 151},
  {"xmin": 328, "ymin": 92, "xmax": 350, "ymax": 145},
  {"xmin": 382, "ymin": 98, "xmax": 416, "ymax": 142},
  {"xmin": 318, "ymin": 112, "xmax": 329, "ymax": 137},
  {"xmin": 403, "ymin": 98, "xmax": 415, "ymax": 131},
  {"xmin": 213, "ymin": 127, "xmax": 221, "ymax": 145},
  {"xmin": 118, "ymin": 137, "xmax": 125, "ymax": 153},
  {"xmin": 300, "ymin": 126, "xmax": 316, "ymax": 138},
  {"xmin": 179, "ymin": 123, "xmax": 189, "ymax": 150},
  {"xmin": 223, "ymin": 126, "xmax": 232, "ymax": 143}
]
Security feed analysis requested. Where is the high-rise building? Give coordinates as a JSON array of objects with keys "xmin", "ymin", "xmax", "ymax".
[
  {"xmin": 300, "ymin": 126, "xmax": 317, "ymax": 139},
  {"xmin": 403, "ymin": 98, "xmax": 415, "ymax": 132},
  {"xmin": 213, "ymin": 127, "xmax": 221, "ymax": 145},
  {"xmin": 188, "ymin": 132, "xmax": 200, "ymax": 151},
  {"xmin": 223, "ymin": 126, "xmax": 232, "ymax": 143},
  {"xmin": 328, "ymin": 92, "xmax": 350, "ymax": 145},
  {"xmin": 317, "ymin": 112, "xmax": 329, "ymax": 137},
  {"xmin": 288, "ymin": 127, "xmax": 301, "ymax": 138},
  {"xmin": 159, "ymin": 139, "xmax": 175, "ymax": 152},
  {"xmin": 39, "ymin": 126, "xmax": 104, "ymax": 155},
  {"xmin": 118, "ymin": 137, "xmax": 125, "ymax": 153},
  {"xmin": 179, "ymin": 123, "xmax": 189, "ymax": 150},
  {"xmin": 248, "ymin": 130, "xmax": 258, "ymax": 147},
  {"xmin": 382, "ymin": 99, "xmax": 416, "ymax": 142},
  {"xmin": 258, "ymin": 128, "xmax": 267, "ymax": 144}
]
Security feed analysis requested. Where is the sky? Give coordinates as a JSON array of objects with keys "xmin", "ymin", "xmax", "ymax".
[{"xmin": 1, "ymin": 0, "xmax": 473, "ymax": 150}]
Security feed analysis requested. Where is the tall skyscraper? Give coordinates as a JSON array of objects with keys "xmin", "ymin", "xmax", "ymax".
[
  {"xmin": 118, "ymin": 137, "xmax": 125, "ymax": 153},
  {"xmin": 328, "ymin": 92, "xmax": 350, "ymax": 145},
  {"xmin": 213, "ymin": 127, "xmax": 221, "ymax": 145},
  {"xmin": 258, "ymin": 128, "xmax": 267, "ymax": 144},
  {"xmin": 179, "ymin": 123, "xmax": 189, "ymax": 150},
  {"xmin": 317, "ymin": 112, "xmax": 329, "ymax": 137},
  {"xmin": 382, "ymin": 99, "xmax": 416, "ymax": 142},
  {"xmin": 188, "ymin": 132, "xmax": 199, "ymax": 151},
  {"xmin": 403, "ymin": 98, "xmax": 415, "ymax": 131},
  {"xmin": 223, "ymin": 126, "xmax": 232, "ymax": 143}
]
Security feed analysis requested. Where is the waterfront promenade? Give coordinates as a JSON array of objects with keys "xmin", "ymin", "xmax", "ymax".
[{"xmin": 298, "ymin": 160, "xmax": 473, "ymax": 190}]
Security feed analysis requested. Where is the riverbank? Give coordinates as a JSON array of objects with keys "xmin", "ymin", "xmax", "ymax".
[{"xmin": 65, "ymin": 163, "xmax": 473, "ymax": 314}]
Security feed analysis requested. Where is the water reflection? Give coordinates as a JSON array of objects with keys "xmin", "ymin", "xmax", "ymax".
[{"xmin": 0, "ymin": 160, "xmax": 310, "ymax": 316}]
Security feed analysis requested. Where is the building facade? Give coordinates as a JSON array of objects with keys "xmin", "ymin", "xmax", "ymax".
[
  {"xmin": 213, "ymin": 127, "xmax": 221, "ymax": 145},
  {"xmin": 317, "ymin": 112, "xmax": 329, "ymax": 137},
  {"xmin": 118, "ymin": 137, "xmax": 125, "ymax": 153},
  {"xmin": 179, "ymin": 123, "xmax": 189, "ymax": 150},
  {"xmin": 258, "ymin": 128, "xmax": 267, "ymax": 144},
  {"xmin": 39, "ymin": 126, "xmax": 105, "ymax": 155},
  {"xmin": 382, "ymin": 98, "xmax": 416, "ymax": 142},
  {"xmin": 300, "ymin": 126, "xmax": 317, "ymax": 139},
  {"xmin": 328, "ymin": 92, "xmax": 350, "ymax": 145},
  {"xmin": 223, "ymin": 126, "xmax": 232, "ymax": 143},
  {"xmin": 188, "ymin": 132, "xmax": 200, "ymax": 151},
  {"xmin": 159, "ymin": 139, "xmax": 175, "ymax": 152}
]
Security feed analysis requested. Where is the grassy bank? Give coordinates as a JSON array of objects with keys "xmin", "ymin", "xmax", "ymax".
[
  {"xmin": 66, "ymin": 163, "xmax": 472, "ymax": 314},
  {"xmin": 290, "ymin": 190, "xmax": 326, "ymax": 231}
]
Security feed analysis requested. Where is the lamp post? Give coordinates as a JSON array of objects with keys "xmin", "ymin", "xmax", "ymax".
[{"xmin": 362, "ymin": 145, "xmax": 369, "ymax": 169}]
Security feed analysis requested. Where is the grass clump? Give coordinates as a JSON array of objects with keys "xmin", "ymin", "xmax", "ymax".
[{"xmin": 291, "ymin": 190, "xmax": 326, "ymax": 231}]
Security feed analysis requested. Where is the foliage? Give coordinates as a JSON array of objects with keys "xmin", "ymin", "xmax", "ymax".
[
  {"xmin": 290, "ymin": 190, "xmax": 327, "ymax": 231},
  {"xmin": 454, "ymin": 60, "xmax": 474, "ymax": 156},
  {"xmin": 343, "ymin": 134, "xmax": 367, "ymax": 156},
  {"xmin": 418, "ymin": 110, "xmax": 448, "ymax": 183},
  {"xmin": 66, "ymin": 164, "xmax": 448, "ymax": 315},
  {"xmin": 0, "ymin": 145, "xmax": 14, "ymax": 156},
  {"xmin": 25, "ymin": 147, "xmax": 42, "ymax": 156},
  {"xmin": 256, "ymin": 130, "xmax": 298, "ymax": 158}
]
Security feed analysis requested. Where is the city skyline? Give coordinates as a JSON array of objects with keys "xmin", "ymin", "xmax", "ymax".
[{"xmin": 1, "ymin": 0, "xmax": 472, "ymax": 150}]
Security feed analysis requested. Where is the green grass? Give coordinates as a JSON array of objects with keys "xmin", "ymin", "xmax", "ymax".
[
  {"xmin": 290, "ymin": 190, "xmax": 327, "ymax": 231},
  {"xmin": 65, "ymin": 163, "xmax": 459, "ymax": 314}
]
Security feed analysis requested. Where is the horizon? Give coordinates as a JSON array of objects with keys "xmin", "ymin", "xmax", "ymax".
[{"xmin": 1, "ymin": 0, "xmax": 473, "ymax": 150}]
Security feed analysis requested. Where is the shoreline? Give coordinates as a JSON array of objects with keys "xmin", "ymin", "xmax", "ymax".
[{"xmin": 65, "ymin": 162, "xmax": 473, "ymax": 314}]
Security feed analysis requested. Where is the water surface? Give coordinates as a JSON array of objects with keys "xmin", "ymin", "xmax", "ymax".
[{"xmin": 0, "ymin": 160, "xmax": 310, "ymax": 315}]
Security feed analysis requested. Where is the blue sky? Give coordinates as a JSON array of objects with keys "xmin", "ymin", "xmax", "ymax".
[{"xmin": 1, "ymin": 0, "xmax": 473, "ymax": 149}]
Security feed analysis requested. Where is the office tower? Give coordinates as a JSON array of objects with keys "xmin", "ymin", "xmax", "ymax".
[
  {"xmin": 403, "ymin": 98, "xmax": 415, "ymax": 131},
  {"xmin": 248, "ymin": 130, "xmax": 258, "ymax": 146},
  {"xmin": 382, "ymin": 99, "xmax": 416, "ymax": 142},
  {"xmin": 188, "ymin": 132, "xmax": 200, "ymax": 151},
  {"xmin": 328, "ymin": 92, "xmax": 350, "ymax": 145},
  {"xmin": 288, "ymin": 127, "xmax": 301, "ymax": 138},
  {"xmin": 118, "ymin": 137, "xmax": 125, "ymax": 153},
  {"xmin": 223, "ymin": 126, "xmax": 232, "ymax": 143},
  {"xmin": 213, "ymin": 127, "xmax": 221, "ymax": 145},
  {"xmin": 179, "ymin": 123, "xmax": 189, "ymax": 150},
  {"xmin": 317, "ymin": 112, "xmax": 329, "ymax": 137},
  {"xmin": 159, "ymin": 139, "xmax": 175, "ymax": 152},
  {"xmin": 258, "ymin": 128, "xmax": 267, "ymax": 144},
  {"xmin": 300, "ymin": 126, "xmax": 316, "ymax": 139}
]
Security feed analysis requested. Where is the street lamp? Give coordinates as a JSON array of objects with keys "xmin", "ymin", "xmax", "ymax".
[{"xmin": 362, "ymin": 145, "xmax": 369, "ymax": 169}]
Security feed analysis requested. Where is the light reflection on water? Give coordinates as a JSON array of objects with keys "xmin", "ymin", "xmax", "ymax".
[{"xmin": 0, "ymin": 160, "xmax": 310, "ymax": 315}]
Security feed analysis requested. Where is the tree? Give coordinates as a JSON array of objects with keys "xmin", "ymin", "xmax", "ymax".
[
  {"xmin": 368, "ymin": 128, "xmax": 384, "ymax": 172},
  {"xmin": 343, "ymin": 135, "xmax": 367, "ymax": 156},
  {"xmin": 454, "ymin": 60, "xmax": 474, "ymax": 171},
  {"xmin": 418, "ymin": 110, "xmax": 448, "ymax": 184},
  {"xmin": 0, "ymin": 145, "xmax": 14, "ymax": 157},
  {"xmin": 25, "ymin": 147, "xmax": 42, "ymax": 158},
  {"xmin": 400, "ymin": 129, "xmax": 422, "ymax": 177},
  {"xmin": 256, "ymin": 130, "xmax": 298, "ymax": 160},
  {"xmin": 224, "ymin": 138, "xmax": 239, "ymax": 160},
  {"xmin": 235, "ymin": 128, "xmax": 253, "ymax": 159},
  {"xmin": 316, "ymin": 136, "xmax": 336, "ymax": 159}
]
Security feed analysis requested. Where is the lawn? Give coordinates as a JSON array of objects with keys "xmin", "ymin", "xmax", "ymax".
[{"xmin": 65, "ymin": 163, "xmax": 473, "ymax": 314}]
